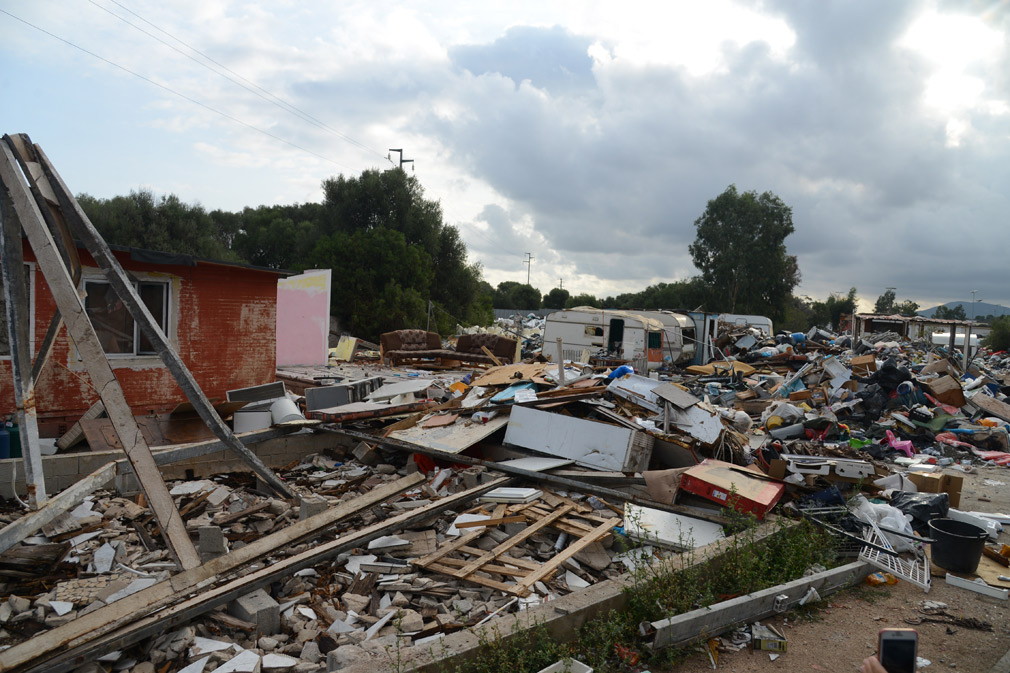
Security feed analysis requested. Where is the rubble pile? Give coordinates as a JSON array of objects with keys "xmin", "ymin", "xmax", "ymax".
[{"xmin": 5, "ymin": 320, "xmax": 1010, "ymax": 672}]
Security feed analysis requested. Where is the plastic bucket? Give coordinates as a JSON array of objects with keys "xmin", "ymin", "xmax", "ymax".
[
  {"xmin": 928, "ymin": 518, "xmax": 987, "ymax": 573},
  {"xmin": 270, "ymin": 397, "xmax": 304, "ymax": 425}
]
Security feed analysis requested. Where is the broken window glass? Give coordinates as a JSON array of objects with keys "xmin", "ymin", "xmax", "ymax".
[{"xmin": 84, "ymin": 279, "xmax": 168, "ymax": 355}]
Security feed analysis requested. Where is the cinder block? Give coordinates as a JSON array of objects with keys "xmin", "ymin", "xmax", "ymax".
[
  {"xmin": 198, "ymin": 526, "xmax": 228, "ymax": 562},
  {"xmin": 228, "ymin": 588, "xmax": 279, "ymax": 635},
  {"xmin": 114, "ymin": 471, "xmax": 141, "ymax": 496},
  {"xmin": 299, "ymin": 496, "xmax": 328, "ymax": 521}
]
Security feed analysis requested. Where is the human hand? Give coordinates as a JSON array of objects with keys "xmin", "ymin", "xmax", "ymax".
[{"xmin": 861, "ymin": 656, "xmax": 888, "ymax": 673}]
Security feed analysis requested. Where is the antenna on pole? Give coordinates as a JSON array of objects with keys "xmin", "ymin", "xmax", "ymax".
[
  {"xmin": 523, "ymin": 253, "xmax": 534, "ymax": 285},
  {"xmin": 388, "ymin": 148, "xmax": 414, "ymax": 171}
]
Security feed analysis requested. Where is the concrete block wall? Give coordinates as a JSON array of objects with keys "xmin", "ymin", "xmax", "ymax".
[{"xmin": 0, "ymin": 431, "xmax": 344, "ymax": 500}]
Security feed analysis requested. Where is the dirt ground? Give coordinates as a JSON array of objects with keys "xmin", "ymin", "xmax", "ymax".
[{"xmin": 670, "ymin": 465, "xmax": 1010, "ymax": 673}]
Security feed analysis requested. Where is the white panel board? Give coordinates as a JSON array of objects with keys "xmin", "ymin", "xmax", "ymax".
[
  {"xmin": 389, "ymin": 414, "xmax": 509, "ymax": 454},
  {"xmin": 624, "ymin": 502, "xmax": 724, "ymax": 551},
  {"xmin": 503, "ymin": 406, "xmax": 637, "ymax": 472}
]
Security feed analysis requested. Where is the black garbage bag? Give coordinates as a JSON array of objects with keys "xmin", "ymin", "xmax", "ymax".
[
  {"xmin": 866, "ymin": 357, "xmax": 912, "ymax": 392},
  {"xmin": 888, "ymin": 491, "xmax": 949, "ymax": 536}
]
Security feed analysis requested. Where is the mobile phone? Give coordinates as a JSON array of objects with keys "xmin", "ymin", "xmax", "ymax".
[{"xmin": 878, "ymin": 628, "xmax": 918, "ymax": 673}]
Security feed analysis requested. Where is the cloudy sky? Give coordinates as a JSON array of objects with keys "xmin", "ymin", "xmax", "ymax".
[{"xmin": 3, "ymin": 1, "xmax": 1008, "ymax": 312}]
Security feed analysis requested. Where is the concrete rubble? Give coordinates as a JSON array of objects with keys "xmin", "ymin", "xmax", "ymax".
[{"xmin": 2, "ymin": 314, "xmax": 1010, "ymax": 672}]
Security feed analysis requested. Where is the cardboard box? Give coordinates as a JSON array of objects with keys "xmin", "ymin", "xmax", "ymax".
[
  {"xmin": 907, "ymin": 472, "xmax": 962, "ymax": 508},
  {"xmin": 850, "ymin": 355, "xmax": 877, "ymax": 377},
  {"xmin": 751, "ymin": 623, "xmax": 787, "ymax": 652},
  {"xmin": 679, "ymin": 459, "xmax": 785, "ymax": 519},
  {"xmin": 923, "ymin": 375, "xmax": 966, "ymax": 408},
  {"xmin": 789, "ymin": 390, "xmax": 812, "ymax": 402}
]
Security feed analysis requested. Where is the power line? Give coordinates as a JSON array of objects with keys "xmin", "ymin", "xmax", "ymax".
[
  {"xmin": 0, "ymin": 8, "xmax": 354, "ymax": 170},
  {"xmin": 89, "ymin": 0, "xmax": 394, "ymax": 165}
]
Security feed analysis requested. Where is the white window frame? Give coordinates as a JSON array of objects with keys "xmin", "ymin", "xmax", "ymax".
[
  {"xmin": 0, "ymin": 262, "xmax": 35, "ymax": 360},
  {"xmin": 79, "ymin": 269, "xmax": 178, "ymax": 366}
]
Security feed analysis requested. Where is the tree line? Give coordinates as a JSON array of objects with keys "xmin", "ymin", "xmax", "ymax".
[{"xmin": 78, "ymin": 174, "xmax": 963, "ymax": 342}]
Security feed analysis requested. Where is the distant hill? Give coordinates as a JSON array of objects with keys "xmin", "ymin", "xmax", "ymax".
[{"xmin": 919, "ymin": 301, "xmax": 1010, "ymax": 320}]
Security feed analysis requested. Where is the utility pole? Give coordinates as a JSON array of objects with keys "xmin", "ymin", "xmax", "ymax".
[
  {"xmin": 523, "ymin": 253, "xmax": 534, "ymax": 285},
  {"xmin": 388, "ymin": 148, "xmax": 414, "ymax": 171},
  {"xmin": 559, "ymin": 278, "xmax": 563, "ymax": 290}
]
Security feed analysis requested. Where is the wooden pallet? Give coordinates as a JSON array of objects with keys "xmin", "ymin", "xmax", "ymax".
[{"xmin": 414, "ymin": 502, "xmax": 619, "ymax": 596}]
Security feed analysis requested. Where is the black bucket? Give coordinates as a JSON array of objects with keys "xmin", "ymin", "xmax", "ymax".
[{"xmin": 928, "ymin": 518, "xmax": 987, "ymax": 573}]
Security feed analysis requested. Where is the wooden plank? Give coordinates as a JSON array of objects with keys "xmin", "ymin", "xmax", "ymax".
[
  {"xmin": 456, "ymin": 547, "xmax": 541, "ymax": 571},
  {"xmin": 514, "ymin": 517, "xmax": 620, "ymax": 592},
  {"xmin": 18, "ymin": 476, "xmax": 510, "ymax": 673},
  {"xmin": 0, "ymin": 461, "xmax": 115, "ymax": 558},
  {"xmin": 650, "ymin": 561, "xmax": 872, "ymax": 650},
  {"xmin": 455, "ymin": 505, "xmax": 574, "ymax": 578},
  {"xmin": 0, "ymin": 471, "xmax": 436, "ymax": 673},
  {"xmin": 425, "ymin": 562, "xmax": 522, "ymax": 594},
  {"xmin": 454, "ymin": 515, "xmax": 526, "ymax": 529},
  {"xmin": 479, "ymin": 345, "xmax": 503, "ymax": 366},
  {"xmin": 25, "ymin": 137, "xmax": 293, "ymax": 500},
  {"xmin": 0, "ymin": 138, "xmax": 199, "ymax": 570},
  {"xmin": 413, "ymin": 530, "xmax": 485, "ymax": 568},
  {"xmin": 0, "ymin": 181, "xmax": 46, "ymax": 506}
]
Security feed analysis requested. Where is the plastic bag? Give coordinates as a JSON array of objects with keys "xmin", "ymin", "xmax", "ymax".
[{"xmin": 850, "ymin": 494, "xmax": 917, "ymax": 552}]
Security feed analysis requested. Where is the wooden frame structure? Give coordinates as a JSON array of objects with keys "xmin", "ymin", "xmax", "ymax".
[
  {"xmin": 414, "ymin": 497, "xmax": 620, "ymax": 596},
  {"xmin": 0, "ymin": 133, "xmax": 295, "ymax": 569}
]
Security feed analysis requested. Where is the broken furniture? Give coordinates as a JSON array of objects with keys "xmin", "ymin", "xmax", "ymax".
[
  {"xmin": 379, "ymin": 329, "xmax": 455, "ymax": 366},
  {"xmin": 453, "ymin": 333, "xmax": 517, "ymax": 365}
]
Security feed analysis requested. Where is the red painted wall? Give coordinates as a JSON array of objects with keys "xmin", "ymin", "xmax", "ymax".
[{"xmin": 0, "ymin": 244, "xmax": 281, "ymax": 436}]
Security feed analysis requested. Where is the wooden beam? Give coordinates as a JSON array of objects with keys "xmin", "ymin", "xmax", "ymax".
[
  {"xmin": 649, "ymin": 561, "xmax": 872, "ymax": 650},
  {"xmin": 480, "ymin": 345, "xmax": 503, "ymax": 366},
  {"xmin": 5, "ymin": 133, "xmax": 81, "ymax": 388},
  {"xmin": 0, "ymin": 138, "xmax": 199, "ymax": 570},
  {"xmin": 14, "ymin": 475, "xmax": 510, "ymax": 673},
  {"xmin": 0, "ymin": 463, "xmax": 115, "ymax": 557},
  {"xmin": 454, "ymin": 515, "xmax": 526, "ymax": 529},
  {"xmin": 0, "ymin": 182, "xmax": 46, "ymax": 506},
  {"xmin": 24, "ymin": 137, "xmax": 293, "ymax": 500}
]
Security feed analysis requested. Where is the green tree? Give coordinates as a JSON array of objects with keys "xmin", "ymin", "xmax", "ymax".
[
  {"xmin": 493, "ymin": 281, "xmax": 524, "ymax": 309},
  {"xmin": 311, "ymin": 168, "xmax": 487, "ymax": 338},
  {"xmin": 688, "ymin": 185, "xmax": 799, "ymax": 321},
  {"xmin": 565, "ymin": 293, "xmax": 602, "ymax": 309},
  {"xmin": 511, "ymin": 284, "xmax": 541, "ymax": 310},
  {"xmin": 895, "ymin": 300, "xmax": 920, "ymax": 317},
  {"xmin": 80, "ymin": 190, "xmax": 241, "ymax": 261},
  {"xmin": 874, "ymin": 289, "xmax": 896, "ymax": 314},
  {"xmin": 934, "ymin": 304, "xmax": 967, "ymax": 320},
  {"xmin": 985, "ymin": 316, "xmax": 1010, "ymax": 351},
  {"xmin": 542, "ymin": 287, "xmax": 570, "ymax": 309}
]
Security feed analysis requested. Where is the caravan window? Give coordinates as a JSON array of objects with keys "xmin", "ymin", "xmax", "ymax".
[
  {"xmin": 584, "ymin": 326, "xmax": 604, "ymax": 337},
  {"xmin": 648, "ymin": 332, "xmax": 662, "ymax": 349}
]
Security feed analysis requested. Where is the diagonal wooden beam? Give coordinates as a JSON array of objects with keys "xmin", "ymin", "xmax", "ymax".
[
  {"xmin": 4, "ymin": 134, "xmax": 80, "ymax": 387},
  {"xmin": 0, "ymin": 137, "xmax": 200, "ymax": 570},
  {"xmin": 20, "ymin": 135, "xmax": 293, "ymax": 500},
  {"xmin": 0, "ymin": 185, "xmax": 47, "ymax": 507}
]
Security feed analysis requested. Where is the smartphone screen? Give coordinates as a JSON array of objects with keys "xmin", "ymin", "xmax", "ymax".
[{"xmin": 880, "ymin": 638, "xmax": 916, "ymax": 673}]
